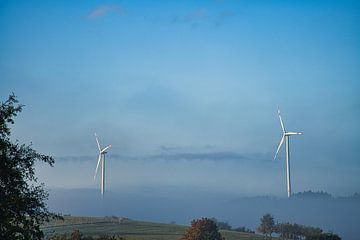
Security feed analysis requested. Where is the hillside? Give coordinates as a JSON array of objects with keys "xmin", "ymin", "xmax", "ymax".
[{"xmin": 42, "ymin": 216, "xmax": 264, "ymax": 240}]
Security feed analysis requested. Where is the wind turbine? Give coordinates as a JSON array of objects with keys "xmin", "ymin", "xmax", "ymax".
[
  {"xmin": 94, "ymin": 133, "xmax": 111, "ymax": 196},
  {"xmin": 274, "ymin": 109, "xmax": 302, "ymax": 198}
]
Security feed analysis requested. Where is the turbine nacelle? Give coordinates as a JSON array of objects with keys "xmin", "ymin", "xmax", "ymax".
[{"xmin": 100, "ymin": 145, "xmax": 112, "ymax": 154}]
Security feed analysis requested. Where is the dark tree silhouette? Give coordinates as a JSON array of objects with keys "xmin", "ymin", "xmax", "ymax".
[
  {"xmin": 0, "ymin": 94, "xmax": 60, "ymax": 239},
  {"xmin": 257, "ymin": 213, "xmax": 275, "ymax": 240},
  {"xmin": 182, "ymin": 218, "xmax": 225, "ymax": 240}
]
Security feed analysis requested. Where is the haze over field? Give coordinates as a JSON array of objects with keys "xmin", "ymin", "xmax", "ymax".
[
  {"xmin": 1, "ymin": 0, "xmax": 359, "ymax": 239},
  {"xmin": 46, "ymin": 188, "xmax": 360, "ymax": 240}
]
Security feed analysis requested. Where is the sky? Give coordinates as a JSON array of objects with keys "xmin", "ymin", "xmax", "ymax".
[{"xmin": 0, "ymin": 0, "xmax": 360, "ymax": 197}]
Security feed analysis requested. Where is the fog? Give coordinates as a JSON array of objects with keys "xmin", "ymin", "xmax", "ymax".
[{"xmin": 47, "ymin": 187, "xmax": 360, "ymax": 240}]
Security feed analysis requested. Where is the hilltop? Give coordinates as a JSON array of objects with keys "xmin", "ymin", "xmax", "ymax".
[{"xmin": 42, "ymin": 216, "xmax": 264, "ymax": 240}]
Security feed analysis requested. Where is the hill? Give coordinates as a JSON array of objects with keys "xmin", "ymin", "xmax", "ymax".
[{"xmin": 42, "ymin": 216, "xmax": 264, "ymax": 240}]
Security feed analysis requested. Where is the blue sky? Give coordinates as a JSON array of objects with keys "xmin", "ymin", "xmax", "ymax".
[{"xmin": 1, "ymin": 0, "xmax": 359, "ymax": 197}]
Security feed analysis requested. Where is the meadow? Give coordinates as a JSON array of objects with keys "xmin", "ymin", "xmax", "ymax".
[{"xmin": 42, "ymin": 216, "xmax": 264, "ymax": 240}]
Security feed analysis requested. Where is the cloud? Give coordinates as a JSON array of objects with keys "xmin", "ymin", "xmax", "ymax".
[
  {"xmin": 158, "ymin": 145, "xmax": 184, "ymax": 152},
  {"xmin": 87, "ymin": 5, "xmax": 125, "ymax": 19},
  {"xmin": 56, "ymin": 156, "xmax": 92, "ymax": 162},
  {"xmin": 56, "ymin": 152, "xmax": 252, "ymax": 161},
  {"xmin": 172, "ymin": 8, "xmax": 237, "ymax": 27},
  {"xmin": 56, "ymin": 154, "xmax": 134, "ymax": 162},
  {"xmin": 55, "ymin": 151, "xmax": 267, "ymax": 163},
  {"xmin": 149, "ymin": 151, "xmax": 247, "ymax": 161}
]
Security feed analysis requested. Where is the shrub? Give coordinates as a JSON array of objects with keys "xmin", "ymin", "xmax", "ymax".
[{"xmin": 182, "ymin": 217, "xmax": 225, "ymax": 240}]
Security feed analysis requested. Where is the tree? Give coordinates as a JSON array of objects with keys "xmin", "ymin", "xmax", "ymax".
[
  {"xmin": 182, "ymin": 218, "xmax": 225, "ymax": 240},
  {"xmin": 257, "ymin": 213, "xmax": 275, "ymax": 240},
  {"xmin": 216, "ymin": 221, "xmax": 232, "ymax": 231},
  {"xmin": 0, "ymin": 94, "xmax": 59, "ymax": 240},
  {"xmin": 306, "ymin": 232, "xmax": 341, "ymax": 240},
  {"xmin": 71, "ymin": 230, "xmax": 82, "ymax": 240},
  {"xmin": 273, "ymin": 221, "xmax": 341, "ymax": 240}
]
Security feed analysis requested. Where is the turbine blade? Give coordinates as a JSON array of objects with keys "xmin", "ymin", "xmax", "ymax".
[
  {"xmin": 274, "ymin": 135, "xmax": 285, "ymax": 160},
  {"xmin": 278, "ymin": 109, "xmax": 285, "ymax": 133},
  {"xmin": 95, "ymin": 133, "xmax": 101, "ymax": 152},
  {"xmin": 286, "ymin": 132, "xmax": 303, "ymax": 135},
  {"xmin": 94, "ymin": 154, "xmax": 102, "ymax": 180},
  {"xmin": 101, "ymin": 145, "xmax": 112, "ymax": 153}
]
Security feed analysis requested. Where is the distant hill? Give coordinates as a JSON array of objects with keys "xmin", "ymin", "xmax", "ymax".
[
  {"xmin": 293, "ymin": 190, "xmax": 333, "ymax": 199},
  {"xmin": 338, "ymin": 193, "xmax": 360, "ymax": 201},
  {"xmin": 42, "ymin": 216, "xmax": 264, "ymax": 240},
  {"xmin": 293, "ymin": 190, "xmax": 360, "ymax": 201}
]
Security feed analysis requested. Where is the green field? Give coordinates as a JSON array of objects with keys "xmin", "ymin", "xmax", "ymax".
[{"xmin": 42, "ymin": 216, "xmax": 264, "ymax": 240}]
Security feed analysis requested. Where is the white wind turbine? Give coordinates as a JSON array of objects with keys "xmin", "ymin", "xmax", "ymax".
[
  {"xmin": 274, "ymin": 109, "xmax": 302, "ymax": 198},
  {"xmin": 94, "ymin": 133, "xmax": 111, "ymax": 196}
]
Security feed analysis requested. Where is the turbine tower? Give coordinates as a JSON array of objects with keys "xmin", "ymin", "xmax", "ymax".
[
  {"xmin": 274, "ymin": 109, "xmax": 302, "ymax": 198},
  {"xmin": 94, "ymin": 133, "xmax": 111, "ymax": 196}
]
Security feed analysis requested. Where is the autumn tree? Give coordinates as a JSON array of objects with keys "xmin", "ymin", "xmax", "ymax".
[
  {"xmin": 182, "ymin": 218, "xmax": 225, "ymax": 240},
  {"xmin": 0, "ymin": 94, "xmax": 59, "ymax": 239},
  {"xmin": 257, "ymin": 213, "xmax": 275, "ymax": 240}
]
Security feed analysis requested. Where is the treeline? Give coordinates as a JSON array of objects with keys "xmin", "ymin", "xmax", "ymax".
[
  {"xmin": 293, "ymin": 190, "xmax": 360, "ymax": 201},
  {"xmin": 274, "ymin": 222, "xmax": 340, "ymax": 240},
  {"xmin": 257, "ymin": 213, "xmax": 341, "ymax": 240},
  {"xmin": 210, "ymin": 218, "xmax": 255, "ymax": 233},
  {"xmin": 293, "ymin": 191, "xmax": 333, "ymax": 199}
]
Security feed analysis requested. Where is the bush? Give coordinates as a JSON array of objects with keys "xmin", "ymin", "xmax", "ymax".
[{"xmin": 182, "ymin": 218, "xmax": 225, "ymax": 240}]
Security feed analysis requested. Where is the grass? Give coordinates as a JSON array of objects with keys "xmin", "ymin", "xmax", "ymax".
[{"xmin": 42, "ymin": 216, "xmax": 264, "ymax": 240}]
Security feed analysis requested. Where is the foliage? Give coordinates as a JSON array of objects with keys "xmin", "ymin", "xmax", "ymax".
[
  {"xmin": 257, "ymin": 213, "xmax": 275, "ymax": 239},
  {"xmin": 0, "ymin": 94, "xmax": 60, "ymax": 240},
  {"xmin": 49, "ymin": 229, "xmax": 126, "ymax": 240},
  {"xmin": 182, "ymin": 218, "xmax": 225, "ymax": 240},
  {"xmin": 293, "ymin": 191, "xmax": 333, "ymax": 199},
  {"xmin": 71, "ymin": 229, "xmax": 83, "ymax": 240},
  {"xmin": 210, "ymin": 218, "xmax": 232, "ymax": 231},
  {"xmin": 274, "ymin": 222, "xmax": 323, "ymax": 240},
  {"xmin": 217, "ymin": 221, "xmax": 232, "ymax": 231},
  {"xmin": 306, "ymin": 232, "xmax": 341, "ymax": 240},
  {"xmin": 257, "ymin": 214, "xmax": 343, "ymax": 240},
  {"xmin": 211, "ymin": 217, "xmax": 254, "ymax": 233}
]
